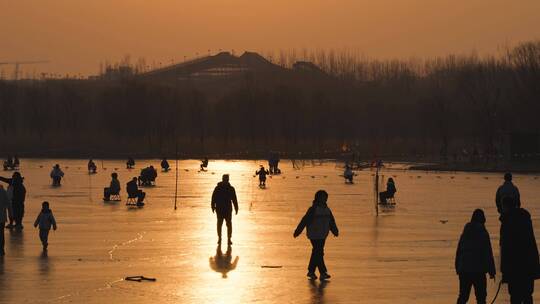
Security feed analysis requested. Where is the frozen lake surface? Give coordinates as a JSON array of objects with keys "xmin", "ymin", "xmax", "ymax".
[{"xmin": 1, "ymin": 159, "xmax": 540, "ymax": 303}]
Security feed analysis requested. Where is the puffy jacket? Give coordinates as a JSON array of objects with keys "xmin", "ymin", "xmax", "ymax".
[
  {"xmin": 211, "ymin": 182, "xmax": 238, "ymax": 215},
  {"xmin": 295, "ymin": 201, "xmax": 339, "ymax": 240},
  {"xmin": 34, "ymin": 208, "xmax": 57, "ymax": 230},
  {"xmin": 455, "ymin": 222, "xmax": 496, "ymax": 275}
]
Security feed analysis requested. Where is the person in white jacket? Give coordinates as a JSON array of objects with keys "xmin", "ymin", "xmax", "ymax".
[{"xmin": 294, "ymin": 190, "xmax": 339, "ymax": 281}]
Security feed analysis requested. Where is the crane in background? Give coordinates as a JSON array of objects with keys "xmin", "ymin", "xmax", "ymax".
[{"xmin": 0, "ymin": 60, "xmax": 50, "ymax": 80}]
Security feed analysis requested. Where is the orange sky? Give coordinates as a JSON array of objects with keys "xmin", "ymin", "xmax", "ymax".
[{"xmin": 1, "ymin": 0, "xmax": 540, "ymax": 77}]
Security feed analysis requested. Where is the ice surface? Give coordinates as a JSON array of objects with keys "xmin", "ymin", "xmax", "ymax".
[{"xmin": 1, "ymin": 159, "xmax": 539, "ymax": 303}]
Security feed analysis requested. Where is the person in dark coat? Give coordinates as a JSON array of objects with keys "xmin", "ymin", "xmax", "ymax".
[
  {"xmin": 0, "ymin": 185, "xmax": 8, "ymax": 256},
  {"xmin": 211, "ymin": 174, "xmax": 238, "ymax": 245},
  {"xmin": 379, "ymin": 178, "xmax": 397, "ymax": 204},
  {"xmin": 33, "ymin": 201, "xmax": 57, "ymax": 251},
  {"xmin": 103, "ymin": 173, "xmax": 121, "ymax": 201},
  {"xmin": 88, "ymin": 159, "xmax": 97, "ymax": 173},
  {"xmin": 496, "ymin": 172, "xmax": 521, "ymax": 214},
  {"xmin": 201, "ymin": 157, "xmax": 209, "ymax": 171},
  {"xmin": 294, "ymin": 190, "xmax": 339, "ymax": 281},
  {"xmin": 138, "ymin": 166, "xmax": 157, "ymax": 186},
  {"xmin": 127, "ymin": 177, "xmax": 145, "ymax": 205},
  {"xmin": 50, "ymin": 164, "xmax": 64, "ymax": 186},
  {"xmin": 161, "ymin": 158, "xmax": 170, "ymax": 171},
  {"xmin": 343, "ymin": 164, "xmax": 354, "ymax": 183},
  {"xmin": 455, "ymin": 209, "xmax": 496, "ymax": 304},
  {"xmin": 126, "ymin": 157, "xmax": 135, "ymax": 169},
  {"xmin": 500, "ymin": 197, "xmax": 539, "ymax": 304},
  {"xmin": 0, "ymin": 172, "xmax": 26, "ymax": 229},
  {"xmin": 255, "ymin": 165, "xmax": 269, "ymax": 187}
]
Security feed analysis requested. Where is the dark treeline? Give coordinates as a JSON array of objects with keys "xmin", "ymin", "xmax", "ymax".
[{"xmin": 0, "ymin": 41, "xmax": 539, "ymax": 159}]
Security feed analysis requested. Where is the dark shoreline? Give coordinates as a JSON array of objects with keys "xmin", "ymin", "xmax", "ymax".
[{"xmin": 408, "ymin": 162, "xmax": 540, "ymax": 174}]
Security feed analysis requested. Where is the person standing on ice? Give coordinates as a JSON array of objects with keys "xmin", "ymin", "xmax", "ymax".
[
  {"xmin": 33, "ymin": 201, "xmax": 57, "ymax": 252},
  {"xmin": 495, "ymin": 172, "xmax": 520, "ymax": 214},
  {"xmin": 500, "ymin": 197, "xmax": 539, "ymax": 304},
  {"xmin": 255, "ymin": 165, "xmax": 269, "ymax": 187},
  {"xmin": 0, "ymin": 172, "xmax": 26, "ymax": 229},
  {"xmin": 50, "ymin": 164, "xmax": 64, "ymax": 186},
  {"xmin": 0, "ymin": 185, "xmax": 9, "ymax": 256},
  {"xmin": 455, "ymin": 209, "xmax": 496, "ymax": 304},
  {"xmin": 343, "ymin": 164, "xmax": 354, "ymax": 183},
  {"xmin": 294, "ymin": 190, "xmax": 339, "ymax": 281},
  {"xmin": 211, "ymin": 174, "xmax": 238, "ymax": 245}
]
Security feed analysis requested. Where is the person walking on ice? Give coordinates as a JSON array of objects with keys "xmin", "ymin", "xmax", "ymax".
[
  {"xmin": 255, "ymin": 165, "xmax": 269, "ymax": 188},
  {"xmin": 455, "ymin": 209, "xmax": 496, "ymax": 304},
  {"xmin": 294, "ymin": 190, "xmax": 339, "ymax": 281},
  {"xmin": 34, "ymin": 201, "xmax": 57, "ymax": 251},
  {"xmin": 211, "ymin": 174, "xmax": 238, "ymax": 245}
]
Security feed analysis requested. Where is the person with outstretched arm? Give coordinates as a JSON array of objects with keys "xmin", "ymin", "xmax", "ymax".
[
  {"xmin": 294, "ymin": 190, "xmax": 339, "ymax": 281},
  {"xmin": 0, "ymin": 172, "xmax": 26, "ymax": 229}
]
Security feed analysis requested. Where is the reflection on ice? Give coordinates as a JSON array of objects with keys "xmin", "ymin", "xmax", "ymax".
[{"xmin": 209, "ymin": 245, "xmax": 239, "ymax": 278}]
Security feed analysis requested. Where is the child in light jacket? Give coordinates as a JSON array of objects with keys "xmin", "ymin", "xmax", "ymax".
[
  {"xmin": 294, "ymin": 190, "xmax": 339, "ymax": 281},
  {"xmin": 34, "ymin": 201, "xmax": 57, "ymax": 251}
]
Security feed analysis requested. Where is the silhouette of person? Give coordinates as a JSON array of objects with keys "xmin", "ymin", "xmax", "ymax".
[
  {"xmin": 33, "ymin": 201, "xmax": 57, "ymax": 251},
  {"xmin": 126, "ymin": 157, "xmax": 135, "ymax": 169},
  {"xmin": 500, "ymin": 197, "xmax": 539, "ymax": 303},
  {"xmin": 3, "ymin": 156, "xmax": 14, "ymax": 170},
  {"xmin": 379, "ymin": 178, "xmax": 397, "ymax": 204},
  {"xmin": 88, "ymin": 159, "xmax": 97, "ymax": 173},
  {"xmin": 209, "ymin": 244, "xmax": 239, "ymax": 278},
  {"xmin": 294, "ymin": 190, "xmax": 339, "ymax": 281},
  {"xmin": 0, "ymin": 172, "xmax": 26, "ymax": 229},
  {"xmin": 161, "ymin": 158, "xmax": 170, "ymax": 171},
  {"xmin": 211, "ymin": 174, "xmax": 238, "ymax": 245},
  {"xmin": 343, "ymin": 164, "xmax": 354, "ymax": 183},
  {"xmin": 0, "ymin": 185, "xmax": 8, "ymax": 256},
  {"xmin": 455, "ymin": 209, "xmax": 496, "ymax": 304},
  {"xmin": 495, "ymin": 172, "xmax": 521, "ymax": 214},
  {"xmin": 50, "ymin": 164, "xmax": 64, "ymax": 186},
  {"xmin": 255, "ymin": 165, "xmax": 269, "ymax": 187},
  {"xmin": 201, "ymin": 158, "xmax": 209, "ymax": 171},
  {"xmin": 138, "ymin": 166, "xmax": 157, "ymax": 186},
  {"xmin": 127, "ymin": 177, "xmax": 145, "ymax": 205},
  {"xmin": 103, "ymin": 173, "xmax": 121, "ymax": 201}
]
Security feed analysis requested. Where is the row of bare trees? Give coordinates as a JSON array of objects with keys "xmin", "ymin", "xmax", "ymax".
[{"xmin": 0, "ymin": 41, "xmax": 538, "ymax": 158}]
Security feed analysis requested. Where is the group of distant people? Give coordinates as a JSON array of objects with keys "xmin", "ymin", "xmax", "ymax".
[
  {"xmin": 0, "ymin": 171, "xmax": 56, "ymax": 254},
  {"xmin": 3, "ymin": 156, "xmax": 20, "ymax": 171},
  {"xmin": 455, "ymin": 173, "xmax": 538, "ymax": 304},
  {"xmin": 268, "ymin": 152, "xmax": 281, "ymax": 174},
  {"xmin": 343, "ymin": 163, "xmax": 397, "ymax": 205}
]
